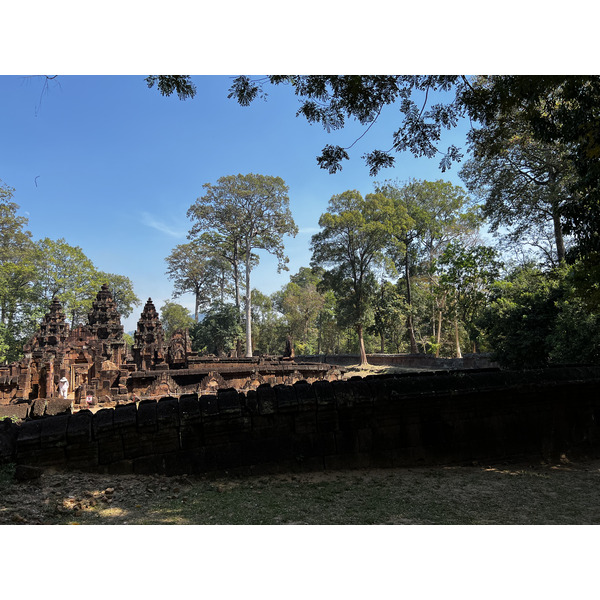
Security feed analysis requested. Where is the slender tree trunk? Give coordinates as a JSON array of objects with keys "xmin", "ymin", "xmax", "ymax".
[
  {"xmin": 245, "ymin": 246, "xmax": 252, "ymax": 357},
  {"xmin": 194, "ymin": 290, "xmax": 199, "ymax": 322},
  {"xmin": 552, "ymin": 206, "xmax": 566, "ymax": 264},
  {"xmin": 454, "ymin": 317, "xmax": 462, "ymax": 359},
  {"xmin": 405, "ymin": 256, "xmax": 418, "ymax": 353},
  {"xmin": 435, "ymin": 310, "xmax": 443, "ymax": 358},
  {"xmin": 380, "ymin": 332, "xmax": 385, "ymax": 354},
  {"xmin": 357, "ymin": 323, "xmax": 368, "ymax": 366},
  {"xmin": 232, "ymin": 242, "xmax": 241, "ymax": 358}
]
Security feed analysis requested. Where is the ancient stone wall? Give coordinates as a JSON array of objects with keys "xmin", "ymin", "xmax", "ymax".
[{"xmin": 3, "ymin": 367, "xmax": 600, "ymax": 475}]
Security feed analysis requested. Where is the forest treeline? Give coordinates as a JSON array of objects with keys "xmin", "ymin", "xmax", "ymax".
[{"xmin": 163, "ymin": 174, "xmax": 600, "ymax": 368}]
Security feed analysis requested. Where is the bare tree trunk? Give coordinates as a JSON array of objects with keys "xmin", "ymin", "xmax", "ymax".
[
  {"xmin": 405, "ymin": 256, "xmax": 418, "ymax": 353},
  {"xmin": 435, "ymin": 310, "xmax": 443, "ymax": 358},
  {"xmin": 454, "ymin": 317, "xmax": 462, "ymax": 359},
  {"xmin": 245, "ymin": 250, "xmax": 252, "ymax": 357},
  {"xmin": 357, "ymin": 323, "xmax": 368, "ymax": 366},
  {"xmin": 380, "ymin": 332, "xmax": 385, "ymax": 354},
  {"xmin": 552, "ymin": 207, "xmax": 566, "ymax": 264}
]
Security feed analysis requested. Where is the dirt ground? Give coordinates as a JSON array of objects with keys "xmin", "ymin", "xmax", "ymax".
[{"xmin": 2, "ymin": 453, "xmax": 600, "ymax": 525}]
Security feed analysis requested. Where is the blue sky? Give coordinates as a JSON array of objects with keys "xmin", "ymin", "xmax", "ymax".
[{"xmin": 0, "ymin": 75, "xmax": 472, "ymax": 332}]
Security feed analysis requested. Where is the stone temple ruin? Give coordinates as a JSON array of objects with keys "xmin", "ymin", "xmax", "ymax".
[{"xmin": 0, "ymin": 285, "xmax": 344, "ymax": 410}]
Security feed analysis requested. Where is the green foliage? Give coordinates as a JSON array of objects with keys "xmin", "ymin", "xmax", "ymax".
[
  {"xmin": 96, "ymin": 272, "xmax": 140, "ymax": 318},
  {"xmin": 165, "ymin": 240, "xmax": 233, "ymax": 320},
  {"xmin": 228, "ymin": 76, "xmax": 466, "ymax": 174},
  {"xmin": 145, "ymin": 75, "xmax": 196, "ymax": 100},
  {"xmin": 477, "ymin": 264, "xmax": 600, "ymax": 367},
  {"xmin": 159, "ymin": 301, "xmax": 195, "ymax": 341},
  {"xmin": 250, "ymin": 290, "xmax": 286, "ymax": 355},
  {"xmin": 367, "ymin": 280, "xmax": 406, "ymax": 353},
  {"xmin": 190, "ymin": 302, "xmax": 243, "ymax": 356},
  {"xmin": 278, "ymin": 267, "xmax": 326, "ymax": 353},
  {"xmin": 0, "ymin": 180, "xmax": 43, "ymax": 361},
  {"xmin": 187, "ymin": 173, "xmax": 298, "ymax": 357},
  {"xmin": 311, "ymin": 190, "xmax": 396, "ymax": 362}
]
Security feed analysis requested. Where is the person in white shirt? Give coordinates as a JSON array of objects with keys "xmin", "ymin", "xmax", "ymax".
[{"xmin": 58, "ymin": 377, "xmax": 69, "ymax": 399}]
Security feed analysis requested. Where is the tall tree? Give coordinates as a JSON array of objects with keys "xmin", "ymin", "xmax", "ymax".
[
  {"xmin": 375, "ymin": 179, "xmax": 480, "ymax": 353},
  {"xmin": 438, "ymin": 242, "xmax": 502, "ymax": 357},
  {"xmin": 311, "ymin": 190, "xmax": 400, "ymax": 365},
  {"xmin": 368, "ymin": 279, "xmax": 406, "ymax": 353},
  {"xmin": 165, "ymin": 240, "xmax": 232, "ymax": 321},
  {"xmin": 159, "ymin": 300, "xmax": 195, "ymax": 340},
  {"xmin": 251, "ymin": 290, "xmax": 286, "ymax": 355},
  {"xmin": 0, "ymin": 180, "xmax": 41, "ymax": 361},
  {"xmin": 35, "ymin": 238, "xmax": 102, "ymax": 326},
  {"xmin": 278, "ymin": 267, "xmax": 326, "ymax": 353},
  {"xmin": 187, "ymin": 174, "xmax": 298, "ymax": 357},
  {"xmin": 459, "ymin": 100, "xmax": 574, "ymax": 267}
]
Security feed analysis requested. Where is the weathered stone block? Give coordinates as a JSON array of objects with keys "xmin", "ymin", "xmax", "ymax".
[
  {"xmin": 15, "ymin": 464, "xmax": 44, "ymax": 481},
  {"xmin": 113, "ymin": 403, "xmax": 138, "ymax": 431},
  {"xmin": 92, "ymin": 408, "xmax": 115, "ymax": 438},
  {"xmin": 251, "ymin": 413, "xmax": 294, "ymax": 438},
  {"xmin": 152, "ymin": 428, "xmax": 181, "ymax": 454},
  {"xmin": 137, "ymin": 400, "xmax": 158, "ymax": 431},
  {"xmin": 65, "ymin": 441, "xmax": 99, "ymax": 467},
  {"xmin": 202, "ymin": 414, "xmax": 251, "ymax": 446},
  {"xmin": 241, "ymin": 436, "xmax": 294, "ymax": 465},
  {"xmin": 179, "ymin": 393, "xmax": 201, "ymax": 425},
  {"xmin": 293, "ymin": 380, "xmax": 316, "ymax": 408},
  {"xmin": 316, "ymin": 405, "xmax": 338, "ymax": 433},
  {"xmin": 45, "ymin": 397, "xmax": 73, "ymax": 417},
  {"xmin": 324, "ymin": 452, "xmax": 371, "ymax": 471},
  {"xmin": 273, "ymin": 384, "xmax": 298, "ymax": 412},
  {"xmin": 97, "ymin": 435, "xmax": 125, "ymax": 464},
  {"xmin": 346, "ymin": 378, "xmax": 373, "ymax": 404},
  {"xmin": 122, "ymin": 431, "xmax": 154, "ymax": 459},
  {"xmin": 334, "ymin": 429, "xmax": 359, "ymax": 454},
  {"xmin": 331, "ymin": 380, "xmax": 354, "ymax": 407},
  {"xmin": 217, "ymin": 388, "xmax": 242, "ymax": 415},
  {"xmin": 0, "ymin": 404, "xmax": 30, "ymax": 421},
  {"xmin": 40, "ymin": 414, "xmax": 70, "ymax": 447},
  {"xmin": 16, "ymin": 419, "xmax": 43, "ymax": 452},
  {"xmin": 179, "ymin": 423, "xmax": 203, "ymax": 450},
  {"xmin": 293, "ymin": 410, "xmax": 317, "ymax": 434},
  {"xmin": 244, "ymin": 389, "xmax": 258, "ymax": 414},
  {"xmin": 312, "ymin": 380, "xmax": 335, "ymax": 406},
  {"xmin": 256, "ymin": 384, "xmax": 275, "ymax": 415},
  {"xmin": 198, "ymin": 394, "xmax": 218, "ymax": 416},
  {"xmin": 291, "ymin": 432, "xmax": 323, "ymax": 460},
  {"xmin": 0, "ymin": 419, "xmax": 18, "ymax": 463},
  {"xmin": 30, "ymin": 398, "xmax": 47, "ymax": 419},
  {"xmin": 67, "ymin": 410, "xmax": 93, "ymax": 444},
  {"xmin": 157, "ymin": 397, "xmax": 180, "ymax": 427},
  {"xmin": 35, "ymin": 446, "xmax": 67, "ymax": 466}
]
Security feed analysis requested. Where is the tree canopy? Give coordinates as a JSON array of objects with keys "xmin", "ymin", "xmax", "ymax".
[{"xmin": 187, "ymin": 173, "xmax": 298, "ymax": 357}]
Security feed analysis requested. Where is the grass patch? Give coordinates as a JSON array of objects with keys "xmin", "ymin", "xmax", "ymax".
[{"xmin": 2, "ymin": 459, "xmax": 599, "ymax": 525}]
